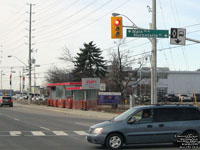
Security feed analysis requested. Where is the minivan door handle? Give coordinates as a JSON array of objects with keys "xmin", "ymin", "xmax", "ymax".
[
  {"xmin": 147, "ymin": 125, "xmax": 153, "ymax": 128},
  {"xmin": 159, "ymin": 124, "xmax": 164, "ymax": 127}
]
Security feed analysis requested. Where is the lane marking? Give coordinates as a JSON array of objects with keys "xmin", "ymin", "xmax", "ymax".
[
  {"xmin": 10, "ymin": 131, "xmax": 22, "ymax": 136},
  {"xmin": 52, "ymin": 131, "xmax": 68, "ymax": 136},
  {"xmin": 75, "ymin": 122, "xmax": 91, "ymax": 127},
  {"xmin": 40, "ymin": 127, "xmax": 50, "ymax": 131},
  {"xmin": 31, "ymin": 131, "xmax": 45, "ymax": 136},
  {"xmin": 14, "ymin": 118, "xmax": 19, "ymax": 121},
  {"xmin": 74, "ymin": 131, "xmax": 88, "ymax": 136}
]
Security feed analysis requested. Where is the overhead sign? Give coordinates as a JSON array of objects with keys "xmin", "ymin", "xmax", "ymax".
[
  {"xmin": 127, "ymin": 29, "xmax": 169, "ymax": 38},
  {"xmin": 170, "ymin": 28, "xmax": 186, "ymax": 45},
  {"xmin": 82, "ymin": 78, "xmax": 100, "ymax": 89}
]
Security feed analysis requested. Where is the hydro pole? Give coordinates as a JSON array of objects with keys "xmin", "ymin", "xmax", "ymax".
[
  {"xmin": 28, "ymin": 3, "xmax": 32, "ymax": 104},
  {"xmin": 151, "ymin": 0, "xmax": 157, "ymax": 104}
]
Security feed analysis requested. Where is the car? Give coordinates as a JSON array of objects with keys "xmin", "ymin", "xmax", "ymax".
[
  {"xmin": 0, "ymin": 96, "xmax": 13, "ymax": 107},
  {"xmin": 86, "ymin": 105, "xmax": 200, "ymax": 149}
]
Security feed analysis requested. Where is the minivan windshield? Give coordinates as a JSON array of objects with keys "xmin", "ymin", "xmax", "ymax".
[{"xmin": 113, "ymin": 107, "xmax": 138, "ymax": 121}]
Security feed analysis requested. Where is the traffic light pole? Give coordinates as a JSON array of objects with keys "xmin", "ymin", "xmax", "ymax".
[{"xmin": 151, "ymin": 0, "xmax": 157, "ymax": 104}]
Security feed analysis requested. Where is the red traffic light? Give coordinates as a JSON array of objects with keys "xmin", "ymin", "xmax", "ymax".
[{"xmin": 114, "ymin": 19, "xmax": 120, "ymax": 26}]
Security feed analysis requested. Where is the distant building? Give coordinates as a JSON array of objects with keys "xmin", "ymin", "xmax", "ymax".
[{"xmin": 137, "ymin": 67, "xmax": 200, "ymax": 96}]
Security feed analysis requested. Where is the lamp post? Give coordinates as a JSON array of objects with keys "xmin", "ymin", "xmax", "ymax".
[
  {"xmin": 1, "ymin": 70, "xmax": 5, "ymax": 90},
  {"xmin": 7, "ymin": 55, "xmax": 31, "ymax": 103},
  {"xmin": 34, "ymin": 64, "xmax": 40, "ymax": 100},
  {"xmin": 112, "ymin": 10, "xmax": 157, "ymax": 104}
]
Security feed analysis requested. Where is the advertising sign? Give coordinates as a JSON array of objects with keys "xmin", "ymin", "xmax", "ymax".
[
  {"xmin": 82, "ymin": 78, "xmax": 100, "ymax": 89},
  {"xmin": 98, "ymin": 92, "xmax": 121, "ymax": 104}
]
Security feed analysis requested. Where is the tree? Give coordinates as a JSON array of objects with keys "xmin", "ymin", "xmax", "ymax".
[
  {"xmin": 72, "ymin": 41, "xmax": 107, "ymax": 81},
  {"xmin": 45, "ymin": 67, "xmax": 72, "ymax": 83},
  {"xmin": 105, "ymin": 40, "xmax": 147, "ymax": 104}
]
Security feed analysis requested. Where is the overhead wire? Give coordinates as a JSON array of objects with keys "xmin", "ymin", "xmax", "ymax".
[
  {"xmin": 35, "ymin": 0, "xmax": 110, "ymax": 39},
  {"xmin": 37, "ymin": 0, "xmax": 130, "ymax": 43},
  {"xmin": 35, "ymin": 0, "xmax": 96, "ymax": 33},
  {"xmin": 159, "ymin": 0, "xmax": 176, "ymax": 70}
]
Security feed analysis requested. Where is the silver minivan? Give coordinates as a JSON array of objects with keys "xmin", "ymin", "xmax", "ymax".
[{"xmin": 86, "ymin": 105, "xmax": 200, "ymax": 149}]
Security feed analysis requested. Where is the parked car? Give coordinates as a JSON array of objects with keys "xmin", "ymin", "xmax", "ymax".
[
  {"xmin": 180, "ymin": 95, "xmax": 192, "ymax": 102},
  {"xmin": 0, "ymin": 96, "xmax": 13, "ymax": 107},
  {"xmin": 166, "ymin": 94, "xmax": 179, "ymax": 102},
  {"xmin": 86, "ymin": 105, "xmax": 200, "ymax": 149}
]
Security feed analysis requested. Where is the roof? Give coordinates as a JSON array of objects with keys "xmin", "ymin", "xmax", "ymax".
[
  {"xmin": 133, "ymin": 104, "xmax": 197, "ymax": 110},
  {"xmin": 47, "ymin": 82, "xmax": 82, "ymax": 87}
]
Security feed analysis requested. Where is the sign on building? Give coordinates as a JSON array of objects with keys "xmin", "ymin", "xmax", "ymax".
[
  {"xmin": 170, "ymin": 28, "xmax": 186, "ymax": 45},
  {"xmin": 82, "ymin": 78, "xmax": 100, "ymax": 89},
  {"xmin": 100, "ymin": 83, "xmax": 106, "ymax": 91},
  {"xmin": 98, "ymin": 92, "xmax": 121, "ymax": 104}
]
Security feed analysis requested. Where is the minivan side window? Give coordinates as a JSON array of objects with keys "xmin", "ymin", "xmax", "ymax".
[
  {"xmin": 129, "ymin": 109, "xmax": 153, "ymax": 123},
  {"xmin": 182, "ymin": 108, "xmax": 200, "ymax": 121},
  {"xmin": 154, "ymin": 108, "xmax": 183, "ymax": 122}
]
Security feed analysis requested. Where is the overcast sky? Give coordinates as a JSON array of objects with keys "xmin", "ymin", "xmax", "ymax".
[{"xmin": 0, "ymin": 0, "xmax": 199, "ymax": 91}]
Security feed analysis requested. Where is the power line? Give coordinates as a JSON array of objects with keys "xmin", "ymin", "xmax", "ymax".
[{"xmin": 37, "ymin": 0, "xmax": 130, "ymax": 43}]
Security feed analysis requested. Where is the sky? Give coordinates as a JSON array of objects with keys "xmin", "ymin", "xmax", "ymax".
[{"xmin": 0, "ymin": 0, "xmax": 199, "ymax": 91}]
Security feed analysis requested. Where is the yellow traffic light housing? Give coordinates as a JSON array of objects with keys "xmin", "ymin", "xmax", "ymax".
[{"xmin": 111, "ymin": 16, "xmax": 123, "ymax": 39}]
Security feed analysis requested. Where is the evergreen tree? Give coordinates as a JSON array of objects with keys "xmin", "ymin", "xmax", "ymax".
[{"xmin": 72, "ymin": 41, "xmax": 107, "ymax": 81}]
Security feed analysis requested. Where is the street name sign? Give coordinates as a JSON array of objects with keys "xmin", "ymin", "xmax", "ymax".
[
  {"xmin": 170, "ymin": 28, "xmax": 186, "ymax": 45},
  {"xmin": 127, "ymin": 29, "xmax": 169, "ymax": 38}
]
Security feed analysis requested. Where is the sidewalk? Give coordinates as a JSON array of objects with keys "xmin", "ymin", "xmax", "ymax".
[{"xmin": 14, "ymin": 102, "xmax": 118, "ymax": 120}]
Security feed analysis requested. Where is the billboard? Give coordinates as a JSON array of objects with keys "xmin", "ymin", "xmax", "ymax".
[
  {"xmin": 98, "ymin": 92, "xmax": 121, "ymax": 104},
  {"xmin": 82, "ymin": 78, "xmax": 100, "ymax": 89}
]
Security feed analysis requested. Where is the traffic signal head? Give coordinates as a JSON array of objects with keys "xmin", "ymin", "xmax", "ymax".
[{"xmin": 111, "ymin": 16, "xmax": 123, "ymax": 39}]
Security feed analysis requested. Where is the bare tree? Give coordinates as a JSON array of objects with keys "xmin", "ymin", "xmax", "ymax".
[
  {"xmin": 59, "ymin": 46, "xmax": 74, "ymax": 63},
  {"xmin": 105, "ymin": 40, "xmax": 147, "ymax": 104},
  {"xmin": 45, "ymin": 66, "xmax": 72, "ymax": 83}
]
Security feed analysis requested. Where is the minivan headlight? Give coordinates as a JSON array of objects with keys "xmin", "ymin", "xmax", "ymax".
[{"xmin": 93, "ymin": 128, "xmax": 103, "ymax": 135}]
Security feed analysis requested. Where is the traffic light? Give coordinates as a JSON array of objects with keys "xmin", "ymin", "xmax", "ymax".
[{"xmin": 111, "ymin": 16, "xmax": 123, "ymax": 39}]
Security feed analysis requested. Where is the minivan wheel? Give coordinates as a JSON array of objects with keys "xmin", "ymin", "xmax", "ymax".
[{"xmin": 106, "ymin": 133, "xmax": 123, "ymax": 149}]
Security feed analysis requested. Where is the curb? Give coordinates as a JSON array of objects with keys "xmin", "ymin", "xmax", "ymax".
[{"xmin": 14, "ymin": 102, "xmax": 118, "ymax": 120}]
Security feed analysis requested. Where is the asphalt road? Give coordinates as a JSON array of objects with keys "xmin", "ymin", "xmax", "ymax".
[{"xmin": 0, "ymin": 104, "xmax": 182, "ymax": 150}]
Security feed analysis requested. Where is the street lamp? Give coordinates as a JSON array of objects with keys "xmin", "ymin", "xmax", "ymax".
[
  {"xmin": 112, "ymin": 13, "xmax": 139, "ymax": 29},
  {"xmin": 8, "ymin": 55, "xmax": 27, "ymax": 66},
  {"xmin": 8, "ymin": 55, "xmax": 32, "ymax": 104}
]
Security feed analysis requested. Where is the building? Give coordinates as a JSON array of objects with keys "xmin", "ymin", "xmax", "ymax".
[{"xmin": 138, "ymin": 67, "xmax": 200, "ymax": 96}]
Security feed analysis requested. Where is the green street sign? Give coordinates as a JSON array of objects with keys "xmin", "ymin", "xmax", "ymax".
[{"xmin": 127, "ymin": 29, "xmax": 169, "ymax": 38}]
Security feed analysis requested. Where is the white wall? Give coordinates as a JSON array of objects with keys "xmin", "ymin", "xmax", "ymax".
[{"xmin": 158, "ymin": 72, "xmax": 200, "ymax": 95}]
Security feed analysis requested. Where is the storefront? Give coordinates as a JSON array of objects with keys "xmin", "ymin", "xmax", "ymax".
[{"xmin": 47, "ymin": 78, "xmax": 100, "ymax": 110}]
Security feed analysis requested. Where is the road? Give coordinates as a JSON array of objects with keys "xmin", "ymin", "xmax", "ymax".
[{"xmin": 0, "ymin": 104, "xmax": 181, "ymax": 150}]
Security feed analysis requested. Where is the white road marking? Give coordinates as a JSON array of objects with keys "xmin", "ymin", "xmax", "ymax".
[
  {"xmin": 52, "ymin": 131, "xmax": 68, "ymax": 136},
  {"xmin": 74, "ymin": 131, "xmax": 88, "ymax": 136},
  {"xmin": 14, "ymin": 118, "xmax": 19, "ymax": 121},
  {"xmin": 75, "ymin": 122, "xmax": 91, "ymax": 127},
  {"xmin": 10, "ymin": 131, "xmax": 22, "ymax": 136},
  {"xmin": 31, "ymin": 131, "xmax": 45, "ymax": 136},
  {"xmin": 40, "ymin": 127, "xmax": 50, "ymax": 131}
]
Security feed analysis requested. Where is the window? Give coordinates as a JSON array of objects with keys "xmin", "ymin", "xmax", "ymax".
[
  {"xmin": 129, "ymin": 109, "xmax": 153, "ymax": 123},
  {"xmin": 154, "ymin": 108, "xmax": 183, "ymax": 122},
  {"xmin": 182, "ymin": 108, "xmax": 200, "ymax": 121}
]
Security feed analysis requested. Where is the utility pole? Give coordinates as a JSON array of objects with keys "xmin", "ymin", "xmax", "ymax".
[
  {"xmin": 151, "ymin": 0, "xmax": 157, "ymax": 104},
  {"xmin": 19, "ymin": 71, "xmax": 22, "ymax": 94},
  {"xmin": 28, "ymin": 3, "xmax": 32, "ymax": 104}
]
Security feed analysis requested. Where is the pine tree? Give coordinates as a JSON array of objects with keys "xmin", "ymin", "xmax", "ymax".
[{"xmin": 72, "ymin": 41, "xmax": 107, "ymax": 81}]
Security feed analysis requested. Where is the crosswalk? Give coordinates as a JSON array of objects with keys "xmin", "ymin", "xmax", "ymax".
[{"xmin": 0, "ymin": 131, "xmax": 88, "ymax": 137}]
